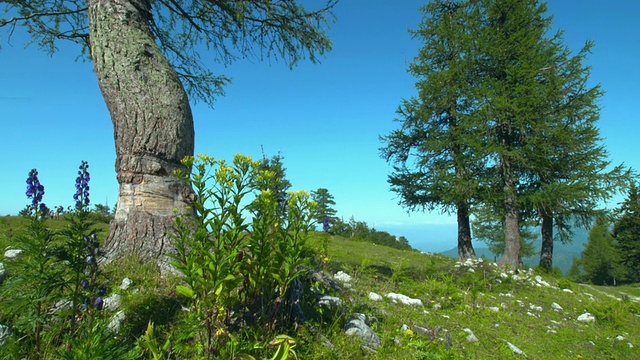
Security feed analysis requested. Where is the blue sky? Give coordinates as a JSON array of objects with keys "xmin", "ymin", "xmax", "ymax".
[{"xmin": 1, "ymin": 1, "xmax": 638, "ymax": 252}]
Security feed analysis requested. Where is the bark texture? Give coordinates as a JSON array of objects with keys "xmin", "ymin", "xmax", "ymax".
[
  {"xmin": 498, "ymin": 158, "xmax": 521, "ymax": 269},
  {"xmin": 457, "ymin": 202, "xmax": 476, "ymax": 261},
  {"xmin": 88, "ymin": 0, "xmax": 194, "ymax": 261},
  {"xmin": 538, "ymin": 209, "xmax": 554, "ymax": 271}
]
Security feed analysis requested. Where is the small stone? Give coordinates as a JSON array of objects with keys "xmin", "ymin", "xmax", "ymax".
[
  {"xmin": 506, "ymin": 341, "xmax": 527, "ymax": 357},
  {"xmin": 104, "ymin": 293, "xmax": 122, "ymax": 312},
  {"xmin": 488, "ymin": 307, "xmax": 500, "ymax": 312},
  {"xmin": 368, "ymin": 292, "xmax": 383, "ymax": 301},
  {"xmin": 0, "ymin": 324, "xmax": 10, "ymax": 347},
  {"xmin": 319, "ymin": 295, "xmax": 343, "ymax": 309},
  {"xmin": 577, "ymin": 313, "xmax": 596, "ymax": 322},
  {"xmin": 562, "ymin": 288, "xmax": 573, "ymax": 294},
  {"xmin": 616, "ymin": 335, "xmax": 625, "ymax": 341},
  {"xmin": 385, "ymin": 292, "xmax": 423, "ymax": 306},
  {"xmin": 345, "ymin": 318, "xmax": 381, "ymax": 349},
  {"xmin": 468, "ymin": 268, "xmax": 475, "ymax": 273},
  {"xmin": 334, "ymin": 271, "xmax": 352, "ymax": 283},
  {"xmin": 120, "ymin": 278, "xmax": 133, "ymax": 290},
  {"xmin": 108, "ymin": 310, "xmax": 125, "ymax": 333},
  {"xmin": 551, "ymin": 302, "xmax": 563, "ymax": 311},
  {"xmin": 3, "ymin": 249, "xmax": 22, "ymax": 259},
  {"xmin": 463, "ymin": 328, "xmax": 479, "ymax": 342},
  {"xmin": 529, "ymin": 304, "xmax": 542, "ymax": 312}
]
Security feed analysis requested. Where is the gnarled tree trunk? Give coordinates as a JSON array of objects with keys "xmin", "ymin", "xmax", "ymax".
[{"xmin": 88, "ymin": 0, "xmax": 194, "ymax": 262}]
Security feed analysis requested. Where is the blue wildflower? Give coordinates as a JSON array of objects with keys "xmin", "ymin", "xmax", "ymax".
[
  {"xmin": 98, "ymin": 286, "xmax": 106, "ymax": 296},
  {"xmin": 25, "ymin": 169, "xmax": 46, "ymax": 213},
  {"xmin": 94, "ymin": 297, "xmax": 103, "ymax": 310},
  {"xmin": 323, "ymin": 215, "xmax": 330, "ymax": 234},
  {"xmin": 74, "ymin": 161, "xmax": 90, "ymax": 209},
  {"xmin": 80, "ymin": 279, "xmax": 89, "ymax": 288}
]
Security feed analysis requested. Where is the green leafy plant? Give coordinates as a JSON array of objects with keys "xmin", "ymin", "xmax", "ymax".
[{"xmin": 168, "ymin": 154, "xmax": 317, "ymax": 357}]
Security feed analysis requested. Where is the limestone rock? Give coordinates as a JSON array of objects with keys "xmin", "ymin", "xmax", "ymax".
[
  {"xmin": 577, "ymin": 313, "xmax": 596, "ymax": 323},
  {"xmin": 345, "ymin": 317, "xmax": 381, "ymax": 349},
  {"xmin": 368, "ymin": 292, "xmax": 383, "ymax": 301},
  {"xmin": 385, "ymin": 292, "xmax": 423, "ymax": 306}
]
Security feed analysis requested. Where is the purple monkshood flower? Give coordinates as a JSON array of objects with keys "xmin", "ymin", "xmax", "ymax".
[
  {"xmin": 26, "ymin": 169, "xmax": 46, "ymax": 213},
  {"xmin": 74, "ymin": 161, "xmax": 90, "ymax": 209},
  {"xmin": 323, "ymin": 215, "xmax": 330, "ymax": 234},
  {"xmin": 94, "ymin": 297, "xmax": 103, "ymax": 310},
  {"xmin": 80, "ymin": 279, "xmax": 89, "ymax": 289}
]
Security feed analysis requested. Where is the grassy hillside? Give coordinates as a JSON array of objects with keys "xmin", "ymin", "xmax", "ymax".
[{"xmin": 1, "ymin": 217, "xmax": 638, "ymax": 359}]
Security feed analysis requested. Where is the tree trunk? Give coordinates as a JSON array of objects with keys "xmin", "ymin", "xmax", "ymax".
[
  {"xmin": 538, "ymin": 208, "xmax": 554, "ymax": 271},
  {"xmin": 498, "ymin": 158, "xmax": 521, "ymax": 269},
  {"xmin": 88, "ymin": 0, "xmax": 194, "ymax": 262},
  {"xmin": 457, "ymin": 201, "xmax": 476, "ymax": 261}
]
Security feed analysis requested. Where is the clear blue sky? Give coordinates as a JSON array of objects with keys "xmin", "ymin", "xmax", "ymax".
[{"xmin": 1, "ymin": 1, "xmax": 638, "ymax": 251}]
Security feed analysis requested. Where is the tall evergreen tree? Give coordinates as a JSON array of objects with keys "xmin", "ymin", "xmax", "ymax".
[
  {"xmin": 580, "ymin": 217, "xmax": 624, "ymax": 286},
  {"xmin": 613, "ymin": 182, "xmax": 640, "ymax": 282},
  {"xmin": 1, "ymin": 1, "xmax": 336, "ymax": 262},
  {"xmin": 472, "ymin": 0, "xmax": 625, "ymax": 269},
  {"xmin": 311, "ymin": 188, "xmax": 337, "ymax": 225},
  {"xmin": 380, "ymin": 0, "xmax": 481, "ymax": 261},
  {"xmin": 255, "ymin": 151, "xmax": 292, "ymax": 219}
]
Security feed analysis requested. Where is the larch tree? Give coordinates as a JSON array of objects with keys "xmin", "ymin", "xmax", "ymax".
[
  {"xmin": 1, "ymin": 0, "xmax": 337, "ymax": 262},
  {"xmin": 613, "ymin": 182, "xmax": 640, "ymax": 282},
  {"xmin": 311, "ymin": 187, "xmax": 337, "ymax": 225},
  {"xmin": 479, "ymin": 1, "xmax": 628, "ymax": 271},
  {"xmin": 380, "ymin": 0, "xmax": 482, "ymax": 261}
]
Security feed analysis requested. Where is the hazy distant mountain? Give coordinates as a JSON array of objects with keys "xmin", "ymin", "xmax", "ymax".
[{"xmin": 440, "ymin": 226, "xmax": 590, "ymax": 275}]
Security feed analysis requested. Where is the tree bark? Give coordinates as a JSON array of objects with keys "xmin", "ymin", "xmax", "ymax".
[
  {"xmin": 88, "ymin": 0, "xmax": 194, "ymax": 262},
  {"xmin": 498, "ymin": 157, "xmax": 521, "ymax": 269},
  {"xmin": 538, "ymin": 208, "xmax": 554, "ymax": 271},
  {"xmin": 457, "ymin": 201, "xmax": 476, "ymax": 261}
]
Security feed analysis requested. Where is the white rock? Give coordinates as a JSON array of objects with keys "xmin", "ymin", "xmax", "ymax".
[
  {"xmin": 3, "ymin": 249, "xmax": 22, "ymax": 259},
  {"xmin": 534, "ymin": 275, "xmax": 551, "ymax": 287},
  {"xmin": 120, "ymin": 278, "xmax": 133, "ymax": 290},
  {"xmin": 488, "ymin": 307, "xmax": 500, "ymax": 312},
  {"xmin": 334, "ymin": 271, "xmax": 352, "ymax": 283},
  {"xmin": 562, "ymin": 288, "xmax": 573, "ymax": 294},
  {"xmin": 0, "ymin": 324, "xmax": 10, "ymax": 347},
  {"xmin": 385, "ymin": 292, "xmax": 423, "ymax": 306},
  {"xmin": 368, "ymin": 292, "xmax": 383, "ymax": 301},
  {"xmin": 628, "ymin": 342, "xmax": 634, "ymax": 348},
  {"xmin": 547, "ymin": 330, "xmax": 557, "ymax": 334},
  {"xmin": 104, "ymin": 293, "xmax": 122, "ymax": 312},
  {"xmin": 467, "ymin": 268, "xmax": 475, "ymax": 273},
  {"xmin": 577, "ymin": 313, "xmax": 596, "ymax": 322},
  {"xmin": 529, "ymin": 304, "xmax": 542, "ymax": 312},
  {"xmin": 506, "ymin": 341, "xmax": 527, "ymax": 357},
  {"xmin": 500, "ymin": 272, "xmax": 509, "ymax": 279},
  {"xmin": 108, "ymin": 310, "xmax": 126, "ymax": 333},
  {"xmin": 616, "ymin": 335, "xmax": 625, "ymax": 341},
  {"xmin": 463, "ymin": 328, "xmax": 479, "ymax": 342},
  {"xmin": 319, "ymin": 295, "xmax": 343, "ymax": 309},
  {"xmin": 551, "ymin": 302, "xmax": 563, "ymax": 311}
]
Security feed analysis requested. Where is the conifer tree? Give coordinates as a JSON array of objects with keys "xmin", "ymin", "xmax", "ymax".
[
  {"xmin": 613, "ymin": 183, "xmax": 640, "ymax": 282},
  {"xmin": 381, "ymin": 0, "xmax": 481, "ymax": 261},
  {"xmin": 311, "ymin": 188, "xmax": 337, "ymax": 225}
]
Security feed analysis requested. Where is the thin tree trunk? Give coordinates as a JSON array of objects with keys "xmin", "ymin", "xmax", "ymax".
[
  {"xmin": 538, "ymin": 208, "xmax": 554, "ymax": 271},
  {"xmin": 457, "ymin": 201, "xmax": 476, "ymax": 261},
  {"xmin": 498, "ymin": 157, "xmax": 521, "ymax": 269},
  {"xmin": 88, "ymin": 0, "xmax": 194, "ymax": 262}
]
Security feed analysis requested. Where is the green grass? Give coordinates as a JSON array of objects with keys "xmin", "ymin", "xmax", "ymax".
[{"xmin": 1, "ymin": 217, "xmax": 638, "ymax": 359}]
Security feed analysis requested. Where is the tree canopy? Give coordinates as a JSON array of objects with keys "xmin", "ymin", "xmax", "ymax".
[{"xmin": 1, "ymin": 0, "xmax": 337, "ymax": 106}]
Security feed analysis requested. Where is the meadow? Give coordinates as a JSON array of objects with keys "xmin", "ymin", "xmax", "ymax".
[{"xmin": 1, "ymin": 213, "xmax": 638, "ymax": 359}]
